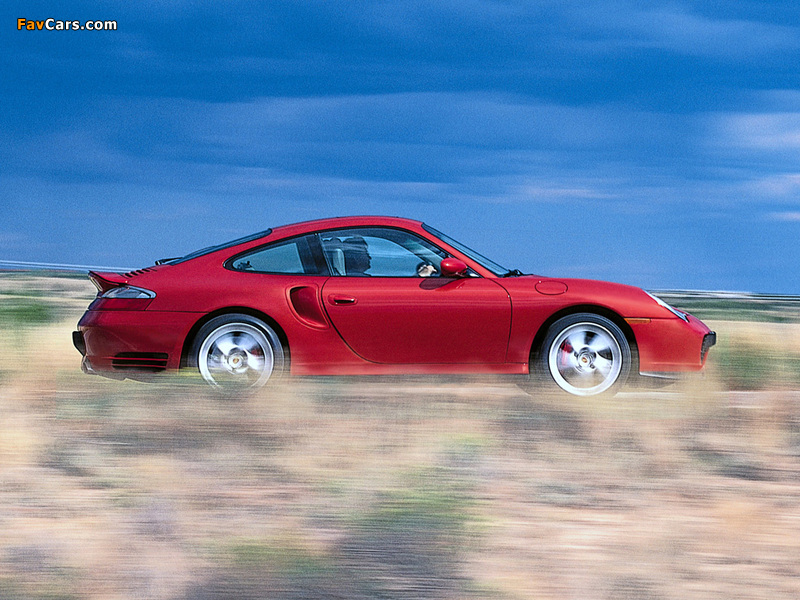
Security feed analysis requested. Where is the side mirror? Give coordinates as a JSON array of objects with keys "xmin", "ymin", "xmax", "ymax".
[{"xmin": 440, "ymin": 257, "xmax": 468, "ymax": 277}]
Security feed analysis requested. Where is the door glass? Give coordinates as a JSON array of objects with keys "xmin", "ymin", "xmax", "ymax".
[{"xmin": 318, "ymin": 228, "xmax": 447, "ymax": 277}]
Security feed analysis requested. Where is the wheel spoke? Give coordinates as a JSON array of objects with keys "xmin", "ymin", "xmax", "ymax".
[
  {"xmin": 567, "ymin": 331, "xmax": 587, "ymax": 351},
  {"xmin": 207, "ymin": 351, "xmax": 225, "ymax": 367},
  {"xmin": 245, "ymin": 352, "xmax": 266, "ymax": 373},
  {"xmin": 213, "ymin": 336, "xmax": 237, "ymax": 356},
  {"xmin": 559, "ymin": 365, "xmax": 584, "ymax": 382},
  {"xmin": 593, "ymin": 354, "xmax": 613, "ymax": 377},
  {"xmin": 588, "ymin": 334, "xmax": 612, "ymax": 355},
  {"xmin": 557, "ymin": 348, "xmax": 577, "ymax": 370},
  {"xmin": 239, "ymin": 336, "xmax": 264, "ymax": 357}
]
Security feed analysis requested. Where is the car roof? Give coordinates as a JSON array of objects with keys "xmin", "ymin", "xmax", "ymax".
[{"xmin": 269, "ymin": 216, "xmax": 425, "ymax": 237}]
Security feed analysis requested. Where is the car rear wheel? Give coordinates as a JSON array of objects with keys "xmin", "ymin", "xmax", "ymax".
[
  {"xmin": 189, "ymin": 314, "xmax": 285, "ymax": 390},
  {"xmin": 536, "ymin": 313, "xmax": 631, "ymax": 397}
]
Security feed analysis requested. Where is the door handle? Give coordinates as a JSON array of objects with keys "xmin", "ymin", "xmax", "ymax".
[{"xmin": 328, "ymin": 294, "xmax": 357, "ymax": 305}]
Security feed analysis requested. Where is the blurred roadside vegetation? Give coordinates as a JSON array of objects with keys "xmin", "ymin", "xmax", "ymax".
[
  {"xmin": 661, "ymin": 292, "xmax": 800, "ymax": 391},
  {"xmin": 659, "ymin": 290, "xmax": 800, "ymax": 323},
  {"xmin": 712, "ymin": 338, "xmax": 800, "ymax": 391},
  {"xmin": 0, "ymin": 297, "xmax": 55, "ymax": 328},
  {"xmin": 0, "ymin": 271, "xmax": 90, "ymax": 329},
  {"xmin": 188, "ymin": 467, "xmax": 478, "ymax": 599},
  {"xmin": 3, "ymin": 274, "xmax": 800, "ymax": 599}
]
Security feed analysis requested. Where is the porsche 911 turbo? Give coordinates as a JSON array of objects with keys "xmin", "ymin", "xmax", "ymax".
[{"xmin": 73, "ymin": 216, "xmax": 716, "ymax": 396}]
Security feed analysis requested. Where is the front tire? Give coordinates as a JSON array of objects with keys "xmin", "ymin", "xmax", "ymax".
[
  {"xmin": 189, "ymin": 314, "xmax": 285, "ymax": 390},
  {"xmin": 536, "ymin": 313, "xmax": 631, "ymax": 397}
]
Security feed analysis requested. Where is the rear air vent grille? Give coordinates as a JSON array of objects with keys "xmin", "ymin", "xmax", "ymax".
[
  {"xmin": 112, "ymin": 352, "xmax": 168, "ymax": 371},
  {"xmin": 123, "ymin": 268, "xmax": 155, "ymax": 278}
]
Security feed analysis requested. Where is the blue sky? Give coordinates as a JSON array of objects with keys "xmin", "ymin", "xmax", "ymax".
[{"xmin": 3, "ymin": 1, "xmax": 800, "ymax": 292}]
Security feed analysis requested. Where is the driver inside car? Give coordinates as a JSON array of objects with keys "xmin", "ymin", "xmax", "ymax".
[{"xmin": 343, "ymin": 236, "xmax": 372, "ymax": 276}]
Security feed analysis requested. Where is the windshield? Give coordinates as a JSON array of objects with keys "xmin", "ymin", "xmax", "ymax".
[
  {"xmin": 166, "ymin": 229, "xmax": 272, "ymax": 265},
  {"xmin": 422, "ymin": 224, "xmax": 509, "ymax": 276}
]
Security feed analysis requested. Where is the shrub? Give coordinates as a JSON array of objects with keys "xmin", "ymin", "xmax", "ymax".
[
  {"xmin": 0, "ymin": 298, "xmax": 55, "ymax": 328},
  {"xmin": 713, "ymin": 341, "xmax": 778, "ymax": 391}
]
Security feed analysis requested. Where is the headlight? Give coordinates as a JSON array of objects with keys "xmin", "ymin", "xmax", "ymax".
[
  {"xmin": 646, "ymin": 292, "xmax": 688, "ymax": 321},
  {"xmin": 101, "ymin": 286, "xmax": 156, "ymax": 299}
]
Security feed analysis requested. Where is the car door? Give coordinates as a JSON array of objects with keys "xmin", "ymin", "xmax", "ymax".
[{"xmin": 319, "ymin": 227, "xmax": 511, "ymax": 364}]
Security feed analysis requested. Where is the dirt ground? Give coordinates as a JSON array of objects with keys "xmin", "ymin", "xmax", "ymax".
[{"xmin": 1, "ymin": 274, "xmax": 799, "ymax": 599}]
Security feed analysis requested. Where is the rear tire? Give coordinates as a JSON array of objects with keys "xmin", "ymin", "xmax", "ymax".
[
  {"xmin": 189, "ymin": 314, "xmax": 285, "ymax": 391},
  {"xmin": 534, "ymin": 313, "xmax": 631, "ymax": 397}
]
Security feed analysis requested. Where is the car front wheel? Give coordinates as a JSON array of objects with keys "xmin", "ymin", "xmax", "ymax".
[
  {"xmin": 189, "ymin": 314, "xmax": 285, "ymax": 390},
  {"xmin": 536, "ymin": 313, "xmax": 631, "ymax": 397}
]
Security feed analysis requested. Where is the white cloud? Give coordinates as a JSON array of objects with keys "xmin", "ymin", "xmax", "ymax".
[
  {"xmin": 768, "ymin": 211, "xmax": 800, "ymax": 222},
  {"xmin": 566, "ymin": 1, "xmax": 800, "ymax": 58},
  {"xmin": 721, "ymin": 113, "xmax": 800, "ymax": 151},
  {"xmin": 748, "ymin": 174, "xmax": 800, "ymax": 198},
  {"xmin": 0, "ymin": 232, "xmax": 27, "ymax": 249}
]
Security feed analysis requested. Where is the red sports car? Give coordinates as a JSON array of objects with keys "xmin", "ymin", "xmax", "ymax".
[{"xmin": 73, "ymin": 216, "xmax": 715, "ymax": 396}]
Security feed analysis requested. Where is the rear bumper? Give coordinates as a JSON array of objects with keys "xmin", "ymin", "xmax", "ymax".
[
  {"xmin": 79, "ymin": 354, "xmax": 124, "ymax": 379},
  {"xmin": 75, "ymin": 309, "xmax": 199, "ymax": 375},
  {"xmin": 73, "ymin": 330, "xmax": 100, "ymax": 376},
  {"xmin": 72, "ymin": 330, "xmax": 86, "ymax": 356}
]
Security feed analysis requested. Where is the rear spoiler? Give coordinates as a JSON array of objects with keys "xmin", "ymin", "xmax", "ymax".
[{"xmin": 88, "ymin": 271, "xmax": 129, "ymax": 293}]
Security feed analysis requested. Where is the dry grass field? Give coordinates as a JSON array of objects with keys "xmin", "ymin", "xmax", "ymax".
[{"xmin": 2, "ymin": 273, "xmax": 800, "ymax": 599}]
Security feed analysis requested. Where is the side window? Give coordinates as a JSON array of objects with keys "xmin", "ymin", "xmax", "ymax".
[
  {"xmin": 318, "ymin": 228, "xmax": 448, "ymax": 277},
  {"xmin": 229, "ymin": 235, "xmax": 322, "ymax": 274}
]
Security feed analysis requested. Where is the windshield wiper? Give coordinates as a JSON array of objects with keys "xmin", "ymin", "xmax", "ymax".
[{"xmin": 502, "ymin": 269, "xmax": 524, "ymax": 277}]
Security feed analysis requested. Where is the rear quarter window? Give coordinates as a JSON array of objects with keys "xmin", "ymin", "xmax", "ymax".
[{"xmin": 228, "ymin": 236, "xmax": 322, "ymax": 274}]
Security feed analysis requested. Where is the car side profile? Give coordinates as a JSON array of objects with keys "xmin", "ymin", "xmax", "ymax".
[{"xmin": 73, "ymin": 216, "xmax": 716, "ymax": 396}]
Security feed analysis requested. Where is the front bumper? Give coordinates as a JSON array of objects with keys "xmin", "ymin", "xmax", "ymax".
[
  {"xmin": 627, "ymin": 314, "xmax": 716, "ymax": 373},
  {"xmin": 701, "ymin": 331, "xmax": 717, "ymax": 362}
]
